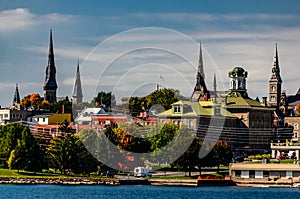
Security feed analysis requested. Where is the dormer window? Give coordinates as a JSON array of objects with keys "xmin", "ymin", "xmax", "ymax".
[{"xmin": 174, "ymin": 105, "xmax": 181, "ymax": 114}]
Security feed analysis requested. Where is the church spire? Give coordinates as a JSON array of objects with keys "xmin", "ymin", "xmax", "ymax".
[
  {"xmin": 44, "ymin": 29, "xmax": 58, "ymax": 103},
  {"xmin": 213, "ymin": 74, "xmax": 217, "ymax": 103},
  {"xmin": 268, "ymin": 43, "xmax": 282, "ymax": 108},
  {"xmin": 12, "ymin": 83, "xmax": 20, "ymax": 104},
  {"xmin": 191, "ymin": 43, "xmax": 210, "ymax": 101},
  {"xmin": 198, "ymin": 42, "xmax": 205, "ymax": 80},
  {"xmin": 72, "ymin": 59, "xmax": 83, "ymax": 104},
  {"xmin": 272, "ymin": 43, "xmax": 282, "ymax": 83}
]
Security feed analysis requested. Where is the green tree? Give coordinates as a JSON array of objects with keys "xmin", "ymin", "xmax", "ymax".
[
  {"xmin": 7, "ymin": 127, "xmax": 44, "ymax": 172},
  {"xmin": 0, "ymin": 123, "xmax": 29, "ymax": 168},
  {"xmin": 58, "ymin": 119, "xmax": 74, "ymax": 136},
  {"xmin": 172, "ymin": 138, "xmax": 201, "ymax": 177},
  {"xmin": 93, "ymin": 91, "xmax": 116, "ymax": 112},
  {"xmin": 51, "ymin": 96, "xmax": 72, "ymax": 113},
  {"xmin": 47, "ymin": 133, "xmax": 98, "ymax": 175},
  {"xmin": 210, "ymin": 140, "xmax": 232, "ymax": 173},
  {"xmin": 129, "ymin": 88, "xmax": 182, "ymax": 116}
]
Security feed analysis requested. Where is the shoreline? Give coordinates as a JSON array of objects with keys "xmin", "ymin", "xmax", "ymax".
[
  {"xmin": 0, "ymin": 177, "xmax": 119, "ymax": 185},
  {"xmin": 0, "ymin": 177, "xmax": 236, "ymax": 187}
]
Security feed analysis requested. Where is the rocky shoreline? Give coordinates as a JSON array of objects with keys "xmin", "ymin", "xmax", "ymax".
[{"xmin": 0, "ymin": 177, "xmax": 119, "ymax": 185}]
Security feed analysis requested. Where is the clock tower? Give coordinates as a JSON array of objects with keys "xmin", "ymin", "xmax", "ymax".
[{"xmin": 268, "ymin": 43, "xmax": 282, "ymax": 108}]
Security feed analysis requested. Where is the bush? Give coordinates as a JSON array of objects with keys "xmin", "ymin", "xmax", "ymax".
[{"xmin": 255, "ymin": 154, "xmax": 262, "ymax": 160}]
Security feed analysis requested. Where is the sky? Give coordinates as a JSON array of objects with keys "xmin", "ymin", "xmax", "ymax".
[{"xmin": 0, "ymin": 0, "xmax": 300, "ymax": 107}]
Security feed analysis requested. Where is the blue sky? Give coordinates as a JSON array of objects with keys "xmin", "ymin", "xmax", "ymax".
[{"xmin": 0, "ymin": 0, "xmax": 300, "ymax": 107}]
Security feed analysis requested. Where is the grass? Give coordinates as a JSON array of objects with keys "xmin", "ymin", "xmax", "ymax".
[{"xmin": 0, "ymin": 169, "xmax": 116, "ymax": 179}]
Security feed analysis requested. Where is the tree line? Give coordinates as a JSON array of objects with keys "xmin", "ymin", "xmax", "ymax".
[{"xmin": 0, "ymin": 122, "xmax": 232, "ymax": 176}]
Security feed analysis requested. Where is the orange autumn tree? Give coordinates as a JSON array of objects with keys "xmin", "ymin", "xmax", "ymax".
[
  {"xmin": 296, "ymin": 102, "xmax": 300, "ymax": 116},
  {"xmin": 21, "ymin": 94, "xmax": 43, "ymax": 109}
]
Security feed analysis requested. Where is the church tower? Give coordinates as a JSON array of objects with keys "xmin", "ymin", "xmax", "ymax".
[
  {"xmin": 268, "ymin": 43, "xmax": 282, "ymax": 108},
  {"xmin": 11, "ymin": 83, "xmax": 21, "ymax": 109},
  {"xmin": 228, "ymin": 66, "xmax": 248, "ymax": 98},
  {"xmin": 191, "ymin": 43, "xmax": 210, "ymax": 101},
  {"xmin": 44, "ymin": 29, "xmax": 58, "ymax": 103},
  {"xmin": 72, "ymin": 60, "xmax": 83, "ymax": 104}
]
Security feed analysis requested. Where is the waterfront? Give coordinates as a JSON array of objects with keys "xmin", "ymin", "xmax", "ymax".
[{"xmin": 0, "ymin": 185, "xmax": 300, "ymax": 199}]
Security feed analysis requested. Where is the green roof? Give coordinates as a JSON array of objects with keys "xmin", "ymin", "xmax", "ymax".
[
  {"xmin": 225, "ymin": 95, "xmax": 265, "ymax": 108},
  {"xmin": 158, "ymin": 100, "xmax": 236, "ymax": 118}
]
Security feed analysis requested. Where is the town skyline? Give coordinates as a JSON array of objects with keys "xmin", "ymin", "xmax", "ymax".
[{"xmin": 1, "ymin": 0, "xmax": 300, "ymax": 107}]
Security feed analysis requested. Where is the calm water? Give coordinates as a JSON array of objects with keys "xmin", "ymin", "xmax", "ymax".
[{"xmin": 0, "ymin": 185, "xmax": 299, "ymax": 199}]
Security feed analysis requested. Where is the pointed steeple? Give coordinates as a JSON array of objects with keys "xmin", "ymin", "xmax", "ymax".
[
  {"xmin": 213, "ymin": 73, "xmax": 217, "ymax": 92},
  {"xmin": 271, "ymin": 43, "xmax": 282, "ymax": 83},
  {"xmin": 198, "ymin": 42, "xmax": 205, "ymax": 80},
  {"xmin": 213, "ymin": 74, "xmax": 217, "ymax": 103},
  {"xmin": 269, "ymin": 43, "xmax": 282, "ymax": 108},
  {"xmin": 12, "ymin": 83, "xmax": 20, "ymax": 104},
  {"xmin": 72, "ymin": 60, "xmax": 83, "ymax": 104},
  {"xmin": 191, "ymin": 43, "xmax": 210, "ymax": 101},
  {"xmin": 44, "ymin": 29, "xmax": 58, "ymax": 103}
]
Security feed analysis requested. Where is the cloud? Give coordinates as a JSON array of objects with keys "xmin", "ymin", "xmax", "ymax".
[
  {"xmin": 133, "ymin": 12, "xmax": 300, "ymax": 23},
  {"xmin": 0, "ymin": 8, "xmax": 76, "ymax": 32}
]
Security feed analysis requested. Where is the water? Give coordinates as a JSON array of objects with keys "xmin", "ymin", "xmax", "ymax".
[{"xmin": 0, "ymin": 185, "xmax": 299, "ymax": 199}]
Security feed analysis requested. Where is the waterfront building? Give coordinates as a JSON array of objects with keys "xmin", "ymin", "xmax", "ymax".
[
  {"xmin": 158, "ymin": 44, "xmax": 293, "ymax": 152},
  {"xmin": 230, "ymin": 163, "xmax": 300, "ymax": 187}
]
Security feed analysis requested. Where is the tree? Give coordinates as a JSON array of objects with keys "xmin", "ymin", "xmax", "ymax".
[
  {"xmin": 93, "ymin": 91, "xmax": 116, "ymax": 112},
  {"xmin": 20, "ymin": 94, "xmax": 43, "ymax": 110},
  {"xmin": 58, "ymin": 119, "xmax": 74, "ymax": 136},
  {"xmin": 7, "ymin": 126, "xmax": 44, "ymax": 172},
  {"xmin": 210, "ymin": 140, "xmax": 232, "ymax": 173},
  {"xmin": 0, "ymin": 123, "xmax": 28, "ymax": 168},
  {"xmin": 47, "ymin": 133, "xmax": 98, "ymax": 175},
  {"xmin": 172, "ymin": 139, "xmax": 201, "ymax": 177},
  {"xmin": 51, "ymin": 96, "xmax": 72, "ymax": 113},
  {"xmin": 296, "ymin": 102, "xmax": 300, "ymax": 116},
  {"xmin": 128, "ymin": 88, "xmax": 182, "ymax": 116}
]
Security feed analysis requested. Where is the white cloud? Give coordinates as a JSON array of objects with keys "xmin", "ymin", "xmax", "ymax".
[{"xmin": 0, "ymin": 8, "xmax": 76, "ymax": 32}]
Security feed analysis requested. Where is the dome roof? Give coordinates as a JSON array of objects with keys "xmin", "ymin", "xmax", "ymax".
[{"xmin": 229, "ymin": 66, "xmax": 248, "ymax": 77}]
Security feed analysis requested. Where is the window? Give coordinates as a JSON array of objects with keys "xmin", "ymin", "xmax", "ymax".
[
  {"xmin": 294, "ymin": 132, "xmax": 298, "ymax": 138},
  {"xmin": 174, "ymin": 106, "xmax": 181, "ymax": 114},
  {"xmin": 294, "ymin": 123, "xmax": 298, "ymax": 130},
  {"xmin": 43, "ymin": 118, "xmax": 46, "ymax": 122},
  {"xmin": 189, "ymin": 120, "xmax": 193, "ymax": 129},
  {"xmin": 271, "ymin": 96, "xmax": 275, "ymax": 102},
  {"xmin": 271, "ymin": 86, "xmax": 276, "ymax": 92},
  {"xmin": 4, "ymin": 114, "xmax": 8, "ymax": 118}
]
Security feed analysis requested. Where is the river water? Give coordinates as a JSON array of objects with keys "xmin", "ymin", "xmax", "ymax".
[{"xmin": 0, "ymin": 185, "xmax": 299, "ymax": 199}]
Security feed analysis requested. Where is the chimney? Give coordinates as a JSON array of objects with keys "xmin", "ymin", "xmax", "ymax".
[
  {"xmin": 62, "ymin": 104, "xmax": 65, "ymax": 113},
  {"xmin": 262, "ymin": 97, "xmax": 267, "ymax": 107}
]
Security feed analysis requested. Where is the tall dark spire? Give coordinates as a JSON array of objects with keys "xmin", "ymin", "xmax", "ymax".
[
  {"xmin": 44, "ymin": 29, "xmax": 58, "ymax": 103},
  {"xmin": 12, "ymin": 83, "xmax": 20, "ymax": 104},
  {"xmin": 198, "ymin": 42, "xmax": 205, "ymax": 80},
  {"xmin": 271, "ymin": 43, "xmax": 282, "ymax": 83},
  {"xmin": 213, "ymin": 74, "xmax": 217, "ymax": 103},
  {"xmin": 72, "ymin": 60, "xmax": 83, "ymax": 104},
  {"xmin": 191, "ymin": 43, "xmax": 210, "ymax": 101}
]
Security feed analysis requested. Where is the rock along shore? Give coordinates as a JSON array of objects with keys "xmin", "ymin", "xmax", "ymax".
[{"xmin": 0, "ymin": 177, "xmax": 119, "ymax": 185}]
